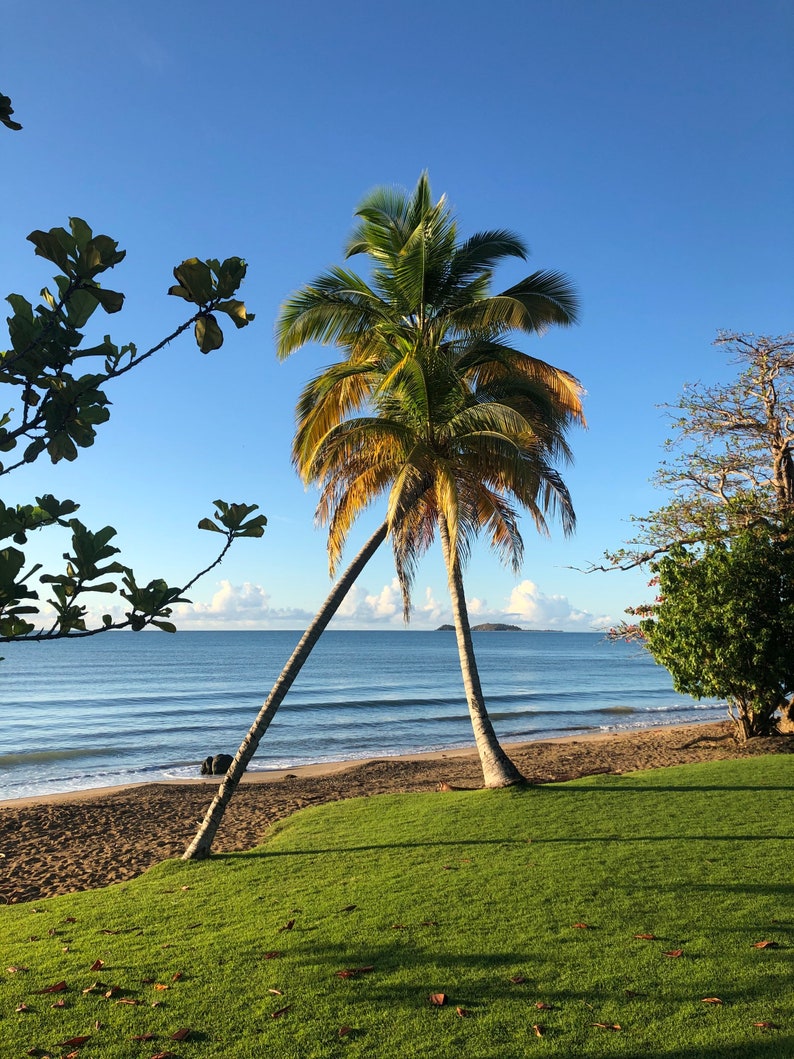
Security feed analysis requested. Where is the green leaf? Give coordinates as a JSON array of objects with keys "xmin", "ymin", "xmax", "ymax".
[
  {"xmin": 85, "ymin": 286, "xmax": 124, "ymax": 314},
  {"xmin": 27, "ymin": 229, "xmax": 73, "ymax": 275},
  {"xmin": 216, "ymin": 299, "xmax": 255, "ymax": 329},
  {"xmin": 0, "ymin": 92, "xmax": 22, "ymax": 131},
  {"xmin": 195, "ymin": 314, "xmax": 224, "ymax": 353},
  {"xmin": 172, "ymin": 258, "xmax": 215, "ymax": 304},
  {"xmin": 197, "ymin": 517, "xmax": 224, "ymax": 533}
]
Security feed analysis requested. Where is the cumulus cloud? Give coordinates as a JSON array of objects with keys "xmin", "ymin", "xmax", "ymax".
[
  {"xmin": 173, "ymin": 580, "xmax": 314, "ymax": 629},
  {"xmin": 504, "ymin": 579, "xmax": 608, "ymax": 630}
]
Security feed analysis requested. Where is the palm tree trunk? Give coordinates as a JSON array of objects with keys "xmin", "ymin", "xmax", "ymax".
[
  {"xmin": 182, "ymin": 520, "xmax": 389, "ymax": 860},
  {"xmin": 438, "ymin": 518, "xmax": 525, "ymax": 788}
]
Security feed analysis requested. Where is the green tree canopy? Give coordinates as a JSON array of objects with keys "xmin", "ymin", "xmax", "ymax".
[{"xmin": 640, "ymin": 528, "xmax": 794, "ymax": 739}]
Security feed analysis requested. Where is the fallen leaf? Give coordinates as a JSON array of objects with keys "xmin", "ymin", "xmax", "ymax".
[
  {"xmin": 420, "ymin": 921, "xmax": 438, "ymax": 927},
  {"xmin": 90, "ymin": 959, "xmax": 104, "ymax": 972},
  {"xmin": 279, "ymin": 919, "xmax": 295, "ymax": 932},
  {"xmin": 100, "ymin": 929, "xmax": 121, "ymax": 935},
  {"xmin": 429, "ymin": 993, "xmax": 446, "ymax": 1006},
  {"xmin": 104, "ymin": 986, "xmax": 122, "ymax": 998},
  {"xmin": 115, "ymin": 998, "xmax": 139, "ymax": 1006},
  {"xmin": 150, "ymin": 1053, "xmax": 177, "ymax": 1059},
  {"xmin": 591, "ymin": 1022, "xmax": 621, "ymax": 1030},
  {"xmin": 508, "ymin": 975, "xmax": 527, "ymax": 984},
  {"xmin": 663, "ymin": 949, "xmax": 684, "ymax": 958},
  {"xmin": 171, "ymin": 971, "xmax": 183, "ymax": 981},
  {"xmin": 131, "ymin": 1035, "xmax": 155, "ymax": 1042},
  {"xmin": 456, "ymin": 1006, "xmax": 469, "ymax": 1018},
  {"xmin": 180, "ymin": 886, "xmax": 191, "ymax": 891},
  {"xmin": 153, "ymin": 983, "xmax": 170, "ymax": 991},
  {"xmin": 271, "ymin": 1005, "xmax": 291, "ymax": 1018},
  {"xmin": 338, "ymin": 1026, "xmax": 352, "ymax": 1037},
  {"xmin": 268, "ymin": 988, "xmax": 284, "ymax": 996},
  {"xmin": 533, "ymin": 1024, "xmax": 544, "ymax": 1037},
  {"xmin": 16, "ymin": 1002, "xmax": 31, "ymax": 1012},
  {"xmin": 573, "ymin": 923, "xmax": 590, "ymax": 929},
  {"xmin": 633, "ymin": 933, "xmax": 657, "ymax": 940},
  {"xmin": 82, "ymin": 982, "xmax": 104, "ymax": 994},
  {"xmin": 7, "ymin": 965, "xmax": 29, "ymax": 973},
  {"xmin": 701, "ymin": 997, "xmax": 723, "ymax": 1005},
  {"xmin": 64, "ymin": 1052, "xmax": 81, "ymax": 1059},
  {"xmin": 62, "ymin": 917, "xmax": 77, "ymax": 923},
  {"xmin": 170, "ymin": 1028, "xmax": 192, "ymax": 1041},
  {"xmin": 753, "ymin": 1021, "xmax": 780, "ymax": 1029},
  {"xmin": 28, "ymin": 935, "xmax": 40, "ymax": 942},
  {"xmin": 51, "ymin": 999, "xmax": 67, "ymax": 1008},
  {"xmin": 535, "ymin": 1002, "xmax": 554, "ymax": 1010},
  {"xmin": 335, "ymin": 965, "xmax": 374, "ymax": 979},
  {"xmin": 151, "ymin": 1001, "xmax": 163, "ymax": 1008},
  {"xmin": 391, "ymin": 924, "xmax": 407, "ymax": 929},
  {"xmin": 752, "ymin": 940, "xmax": 778, "ymax": 949},
  {"xmin": 340, "ymin": 905, "xmax": 357, "ymax": 912},
  {"xmin": 57, "ymin": 1037, "xmax": 90, "ymax": 1048},
  {"xmin": 264, "ymin": 951, "xmax": 281, "ymax": 960},
  {"xmin": 35, "ymin": 980, "xmax": 67, "ymax": 994}
]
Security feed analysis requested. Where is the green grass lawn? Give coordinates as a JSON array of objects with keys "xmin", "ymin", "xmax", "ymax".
[{"xmin": 1, "ymin": 757, "xmax": 792, "ymax": 1058}]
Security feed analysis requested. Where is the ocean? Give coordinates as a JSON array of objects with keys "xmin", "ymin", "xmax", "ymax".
[{"xmin": 0, "ymin": 630, "xmax": 723, "ymax": 801}]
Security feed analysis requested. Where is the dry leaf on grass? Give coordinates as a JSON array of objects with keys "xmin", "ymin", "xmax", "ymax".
[
  {"xmin": 89, "ymin": 959, "xmax": 104, "ymax": 971},
  {"xmin": 57, "ymin": 1038, "xmax": 90, "ymax": 1049},
  {"xmin": 753, "ymin": 1021, "xmax": 780, "ymax": 1029},
  {"xmin": 271, "ymin": 1005, "xmax": 291, "ymax": 1018},
  {"xmin": 573, "ymin": 923, "xmax": 590, "ymax": 929},
  {"xmin": 131, "ymin": 1034, "xmax": 156, "ymax": 1042},
  {"xmin": 752, "ymin": 940, "xmax": 778, "ymax": 949},
  {"xmin": 508, "ymin": 975, "xmax": 526, "ymax": 984},
  {"xmin": 169, "ymin": 1028, "xmax": 192, "ymax": 1041},
  {"xmin": 633, "ymin": 933, "xmax": 657, "ymax": 940},
  {"xmin": 429, "ymin": 993, "xmax": 446, "ymax": 1006},
  {"xmin": 701, "ymin": 997, "xmax": 723, "ymax": 1005},
  {"xmin": 535, "ymin": 1002, "xmax": 554, "ymax": 1010},
  {"xmin": 263, "ymin": 951, "xmax": 281, "ymax": 960},
  {"xmin": 456, "ymin": 1007, "xmax": 469, "ymax": 1018},
  {"xmin": 591, "ymin": 1022, "xmax": 621, "ymax": 1030},
  {"xmin": 663, "ymin": 949, "xmax": 684, "ymax": 958},
  {"xmin": 533, "ymin": 1024, "xmax": 544, "ymax": 1037},
  {"xmin": 279, "ymin": 919, "xmax": 296, "ymax": 932},
  {"xmin": 35, "ymin": 980, "xmax": 67, "ymax": 994}
]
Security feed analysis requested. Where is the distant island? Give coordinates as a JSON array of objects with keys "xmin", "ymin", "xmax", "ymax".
[
  {"xmin": 436, "ymin": 623, "xmax": 522, "ymax": 632},
  {"xmin": 435, "ymin": 623, "xmax": 561, "ymax": 632}
]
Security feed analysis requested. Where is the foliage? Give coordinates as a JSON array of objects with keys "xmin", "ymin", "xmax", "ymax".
[
  {"xmin": 1, "ymin": 217, "xmax": 264, "ymax": 644},
  {"xmin": 2, "ymin": 757, "xmax": 792, "ymax": 1057},
  {"xmin": 638, "ymin": 529, "xmax": 794, "ymax": 739},
  {"xmin": 605, "ymin": 333, "xmax": 794, "ymax": 737}
]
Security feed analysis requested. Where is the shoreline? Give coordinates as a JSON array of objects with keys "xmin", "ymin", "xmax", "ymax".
[
  {"xmin": 1, "ymin": 720, "xmax": 790, "ymax": 905},
  {"xmin": 0, "ymin": 717, "xmax": 723, "ymax": 810}
]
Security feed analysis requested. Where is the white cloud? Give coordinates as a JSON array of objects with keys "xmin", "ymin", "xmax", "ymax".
[
  {"xmin": 504, "ymin": 579, "xmax": 609, "ymax": 631},
  {"xmin": 173, "ymin": 580, "xmax": 314, "ymax": 629}
]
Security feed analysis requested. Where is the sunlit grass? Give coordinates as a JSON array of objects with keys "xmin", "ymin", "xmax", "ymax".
[{"xmin": 1, "ymin": 757, "xmax": 792, "ymax": 1057}]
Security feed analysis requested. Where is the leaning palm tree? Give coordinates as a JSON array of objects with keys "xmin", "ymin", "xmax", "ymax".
[
  {"xmin": 280, "ymin": 174, "xmax": 584, "ymax": 787},
  {"xmin": 183, "ymin": 174, "xmax": 582, "ymax": 858}
]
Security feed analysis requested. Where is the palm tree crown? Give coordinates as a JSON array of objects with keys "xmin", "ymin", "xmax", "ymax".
[{"xmin": 277, "ymin": 173, "xmax": 585, "ymax": 786}]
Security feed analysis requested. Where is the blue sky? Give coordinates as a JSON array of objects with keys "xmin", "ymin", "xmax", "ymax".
[{"xmin": 2, "ymin": 0, "xmax": 792, "ymax": 632}]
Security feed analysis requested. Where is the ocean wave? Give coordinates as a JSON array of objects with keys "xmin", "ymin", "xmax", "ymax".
[{"xmin": 0, "ymin": 747, "xmax": 120, "ymax": 768}]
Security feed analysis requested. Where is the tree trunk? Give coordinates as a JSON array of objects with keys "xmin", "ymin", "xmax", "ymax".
[
  {"xmin": 438, "ymin": 518, "xmax": 525, "ymax": 788},
  {"xmin": 182, "ymin": 521, "xmax": 389, "ymax": 860}
]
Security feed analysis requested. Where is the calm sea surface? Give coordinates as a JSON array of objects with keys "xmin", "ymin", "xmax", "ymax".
[{"xmin": 0, "ymin": 630, "xmax": 723, "ymax": 801}]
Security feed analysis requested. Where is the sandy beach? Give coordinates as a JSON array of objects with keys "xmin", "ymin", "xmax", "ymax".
[{"xmin": 1, "ymin": 721, "xmax": 789, "ymax": 905}]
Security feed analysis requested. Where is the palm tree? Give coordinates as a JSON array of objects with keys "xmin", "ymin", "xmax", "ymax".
[
  {"xmin": 279, "ymin": 173, "xmax": 584, "ymax": 787},
  {"xmin": 183, "ymin": 174, "xmax": 582, "ymax": 859}
]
